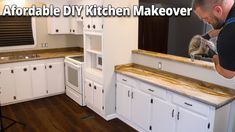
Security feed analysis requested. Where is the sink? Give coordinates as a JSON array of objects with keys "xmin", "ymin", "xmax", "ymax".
[{"xmin": 0, "ymin": 54, "xmax": 40, "ymax": 61}]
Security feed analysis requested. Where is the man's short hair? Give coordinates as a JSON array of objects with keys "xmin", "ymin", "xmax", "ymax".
[{"xmin": 192, "ymin": 0, "xmax": 225, "ymax": 10}]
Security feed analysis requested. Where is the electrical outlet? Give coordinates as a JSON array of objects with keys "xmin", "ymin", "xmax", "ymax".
[
  {"xmin": 45, "ymin": 43, "xmax": 48, "ymax": 47},
  {"xmin": 158, "ymin": 62, "xmax": 162, "ymax": 69}
]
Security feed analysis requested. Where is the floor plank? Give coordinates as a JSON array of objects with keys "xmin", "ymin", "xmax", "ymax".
[{"xmin": 1, "ymin": 94, "xmax": 136, "ymax": 132}]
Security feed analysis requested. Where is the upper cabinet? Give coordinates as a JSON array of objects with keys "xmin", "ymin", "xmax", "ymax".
[
  {"xmin": 83, "ymin": 0, "xmax": 103, "ymax": 32},
  {"xmin": 47, "ymin": 1, "xmax": 83, "ymax": 35}
]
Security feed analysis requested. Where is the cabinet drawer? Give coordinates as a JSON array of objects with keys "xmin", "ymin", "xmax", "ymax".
[
  {"xmin": 172, "ymin": 94, "xmax": 210, "ymax": 116},
  {"xmin": 139, "ymin": 82, "xmax": 167, "ymax": 100},
  {"xmin": 116, "ymin": 74, "xmax": 137, "ymax": 87}
]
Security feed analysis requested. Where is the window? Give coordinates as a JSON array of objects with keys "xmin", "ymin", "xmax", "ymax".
[{"xmin": 0, "ymin": 16, "xmax": 36, "ymax": 49}]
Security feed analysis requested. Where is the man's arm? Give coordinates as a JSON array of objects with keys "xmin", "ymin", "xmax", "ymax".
[{"xmin": 212, "ymin": 55, "xmax": 235, "ymax": 79}]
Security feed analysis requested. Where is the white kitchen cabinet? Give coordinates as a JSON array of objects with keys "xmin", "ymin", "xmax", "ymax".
[
  {"xmin": 0, "ymin": 58, "xmax": 65, "ymax": 106},
  {"xmin": 0, "ymin": 68, "xmax": 15, "ymax": 104},
  {"xmin": 93, "ymin": 82, "xmax": 103, "ymax": 111},
  {"xmin": 116, "ymin": 79, "xmax": 151, "ymax": 131},
  {"xmin": 84, "ymin": 79, "xmax": 94, "ymax": 105},
  {"xmin": 47, "ymin": 1, "xmax": 83, "ymax": 35},
  {"xmin": 84, "ymin": 78, "xmax": 104, "ymax": 113},
  {"xmin": 116, "ymin": 82, "xmax": 132, "ymax": 120},
  {"xmin": 83, "ymin": 0, "xmax": 103, "ymax": 32},
  {"xmin": 131, "ymin": 88, "xmax": 151, "ymax": 131},
  {"xmin": 14, "ymin": 66, "xmax": 32, "ymax": 101},
  {"xmin": 68, "ymin": 0, "xmax": 83, "ymax": 35},
  {"xmin": 151, "ymin": 97, "xmax": 176, "ymax": 132},
  {"xmin": 176, "ymin": 107, "xmax": 208, "ymax": 132},
  {"xmin": 31, "ymin": 64, "xmax": 47, "ymax": 98},
  {"xmin": 46, "ymin": 61, "xmax": 65, "ymax": 94},
  {"xmin": 47, "ymin": 2, "xmax": 70, "ymax": 34},
  {"xmin": 116, "ymin": 74, "xmax": 232, "ymax": 132}
]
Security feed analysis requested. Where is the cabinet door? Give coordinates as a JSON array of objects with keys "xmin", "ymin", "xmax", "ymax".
[
  {"xmin": 14, "ymin": 66, "xmax": 32, "ymax": 101},
  {"xmin": 131, "ymin": 88, "xmax": 151, "ymax": 131},
  {"xmin": 46, "ymin": 62, "xmax": 65, "ymax": 94},
  {"xmin": 84, "ymin": 79, "xmax": 93, "ymax": 105},
  {"xmin": 47, "ymin": 2, "xmax": 70, "ymax": 34},
  {"xmin": 116, "ymin": 82, "xmax": 132, "ymax": 120},
  {"xmin": 93, "ymin": 82, "xmax": 103, "ymax": 111},
  {"xmin": 176, "ymin": 107, "xmax": 208, "ymax": 132},
  {"xmin": 31, "ymin": 64, "xmax": 47, "ymax": 98},
  {"xmin": 152, "ymin": 97, "xmax": 176, "ymax": 132},
  {"xmin": 0, "ymin": 68, "xmax": 15, "ymax": 104}
]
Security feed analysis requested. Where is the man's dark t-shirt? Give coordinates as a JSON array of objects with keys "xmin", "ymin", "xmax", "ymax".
[{"xmin": 217, "ymin": 4, "xmax": 235, "ymax": 71}]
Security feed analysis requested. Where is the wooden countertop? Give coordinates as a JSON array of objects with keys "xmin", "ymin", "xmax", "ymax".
[
  {"xmin": 132, "ymin": 49, "xmax": 215, "ymax": 70},
  {"xmin": 115, "ymin": 63, "xmax": 235, "ymax": 109},
  {"xmin": 0, "ymin": 47, "xmax": 83, "ymax": 64}
]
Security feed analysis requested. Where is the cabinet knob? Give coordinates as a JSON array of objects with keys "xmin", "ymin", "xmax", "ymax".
[
  {"xmin": 56, "ymin": 29, "xmax": 59, "ymax": 32},
  {"xmin": 93, "ymin": 25, "xmax": 96, "ymax": 29},
  {"xmin": 49, "ymin": 65, "xmax": 52, "ymax": 69},
  {"xmin": 88, "ymin": 25, "xmax": 90, "ymax": 29},
  {"xmin": 13, "ymin": 96, "xmax": 16, "ymax": 100},
  {"xmin": 33, "ymin": 67, "xmax": 37, "ymax": 71},
  {"xmin": 89, "ymin": 83, "xmax": 91, "ymax": 87},
  {"xmin": 94, "ymin": 86, "xmax": 96, "ymax": 90},
  {"xmin": 24, "ymin": 68, "xmax": 27, "ymax": 72},
  {"xmin": 73, "ymin": 29, "xmax": 75, "ymax": 32},
  {"xmin": 81, "ymin": 16, "xmax": 83, "ymax": 20}
]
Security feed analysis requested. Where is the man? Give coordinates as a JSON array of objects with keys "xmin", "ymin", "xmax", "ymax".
[{"xmin": 192, "ymin": 0, "xmax": 235, "ymax": 78}]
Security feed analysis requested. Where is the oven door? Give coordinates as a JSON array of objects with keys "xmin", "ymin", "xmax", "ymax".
[{"xmin": 65, "ymin": 60, "xmax": 82, "ymax": 94}]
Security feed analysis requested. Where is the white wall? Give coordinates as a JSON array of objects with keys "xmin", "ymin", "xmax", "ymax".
[{"xmin": 132, "ymin": 53, "xmax": 235, "ymax": 89}]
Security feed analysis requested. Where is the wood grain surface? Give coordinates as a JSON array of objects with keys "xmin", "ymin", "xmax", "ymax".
[{"xmin": 115, "ymin": 63, "xmax": 235, "ymax": 108}]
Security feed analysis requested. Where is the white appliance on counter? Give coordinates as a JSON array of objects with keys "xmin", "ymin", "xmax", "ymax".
[{"xmin": 65, "ymin": 56, "xmax": 85, "ymax": 106}]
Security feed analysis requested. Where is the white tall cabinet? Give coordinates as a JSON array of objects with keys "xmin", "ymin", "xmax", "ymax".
[{"xmin": 83, "ymin": 0, "xmax": 138, "ymax": 120}]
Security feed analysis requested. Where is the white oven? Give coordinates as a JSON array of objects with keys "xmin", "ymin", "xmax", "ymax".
[{"xmin": 65, "ymin": 56, "xmax": 85, "ymax": 106}]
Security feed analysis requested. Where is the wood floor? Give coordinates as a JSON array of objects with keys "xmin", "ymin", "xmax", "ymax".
[{"xmin": 1, "ymin": 94, "xmax": 136, "ymax": 132}]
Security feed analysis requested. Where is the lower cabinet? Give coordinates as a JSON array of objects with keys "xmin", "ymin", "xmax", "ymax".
[
  {"xmin": 46, "ymin": 61, "xmax": 65, "ymax": 94},
  {"xmin": 116, "ymin": 73, "xmax": 228, "ymax": 132},
  {"xmin": 14, "ymin": 65, "xmax": 32, "ymax": 101},
  {"xmin": 176, "ymin": 107, "xmax": 208, "ymax": 132},
  {"xmin": 84, "ymin": 78, "xmax": 104, "ymax": 112},
  {"xmin": 0, "ymin": 68, "xmax": 15, "ymax": 104},
  {"xmin": 31, "ymin": 64, "xmax": 47, "ymax": 98},
  {"xmin": 0, "ymin": 58, "xmax": 65, "ymax": 105},
  {"xmin": 116, "ymin": 82, "xmax": 132, "ymax": 120},
  {"xmin": 116, "ymin": 81, "xmax": 151, "ymax": 131},
  {"xmin": 152, "ymin": 97, "xmax": 176, "ymax": 132},
  {"xmin": 131, "ymin": 88, "xmax": 151, "ymax": 131}
]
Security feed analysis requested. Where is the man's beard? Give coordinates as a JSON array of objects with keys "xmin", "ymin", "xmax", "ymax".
[{"xmin": 211, "ymin": 16, "xmax": 224, "ymax": 29}]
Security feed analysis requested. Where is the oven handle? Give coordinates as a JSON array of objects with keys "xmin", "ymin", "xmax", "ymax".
[{"xmin": 65, "ymin": 60, "xmax": 81, "ymax": 68}]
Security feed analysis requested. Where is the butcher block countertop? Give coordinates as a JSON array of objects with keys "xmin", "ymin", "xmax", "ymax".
[
  {"xmin": 0, "ymin": 47, "xmax": 83, "ymax": 64},
  {"xmin": 115, "ymin": 63, "xmax": 235, "ymax": 109}
]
